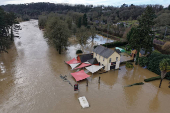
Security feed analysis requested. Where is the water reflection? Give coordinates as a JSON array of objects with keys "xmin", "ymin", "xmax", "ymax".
[
  {"xmin": 89, "ymin": 35, "xmax": 114, "ymax": 44},
  {"xmin": 0, "ymin": 62, "xmax": 6, "ymax": 74},
  {"xmin": 66, "ymin": 34, "xmax": 115, "ymax": 58},
  {"xmin": 100, "ymin": 70, "xmax": 119, "ymax": 86},
  {"xmin": 149, "ymin": 89, "xmax": 160, "ymax": 111}
]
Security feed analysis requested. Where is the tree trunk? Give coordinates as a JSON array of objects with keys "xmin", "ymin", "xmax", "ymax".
[
  {"xmin": 135, "ymin": 48, "xmax": 140, "ymax": 65},
  {"xmin": 59, "ymin": 46, "xmax": 61, "ymax": 54},
  {"xmin": 159, "ymin": 79, "xmax": 163, "ymax": 88},
  {"xmin": 11, "ymin": 27, "xmax": 14, "ymax": 41}
]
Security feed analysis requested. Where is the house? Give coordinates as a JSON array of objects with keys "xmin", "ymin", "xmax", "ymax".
[
  {"xmin": 93, "ymin": 45, "xmax": 121, "ymax": 71},
  {"xmin": 77, "ymin": 53, "xmax": 93, "ymax": 63}
]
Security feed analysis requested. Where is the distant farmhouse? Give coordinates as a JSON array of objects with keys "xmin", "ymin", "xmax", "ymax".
[{"xmin": 93, "ymin": 45, "xmax": 121, "ymax": 71}]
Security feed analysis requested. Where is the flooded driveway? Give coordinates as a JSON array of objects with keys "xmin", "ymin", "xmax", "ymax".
[{"xmin": 0, "ymin": 20, "xmax": 170, "ymax": 113}]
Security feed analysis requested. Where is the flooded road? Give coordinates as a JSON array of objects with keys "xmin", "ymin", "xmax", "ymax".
[{"xmin": 0, "ymin": 20, "xmax": 170, "ymax": 113}]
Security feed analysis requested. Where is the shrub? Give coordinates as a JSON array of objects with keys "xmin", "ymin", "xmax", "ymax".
[
  {"xmin": 125, "ymin": 62, "xmax": 134, "ymax": 68},
  {"xmin": 76, "ymin": 50, "xmax": 83, "ymax": 54},
  {"xmin": 125, "ymin": 82, "xmax": 144, "ymax": 87},
  {"xmin": 144, "ymin": 76, "xmax": 161, "ymax": 82},
  {"xmin": 139, "ymin": 56, "xmax": 148, "ymax": 67}
]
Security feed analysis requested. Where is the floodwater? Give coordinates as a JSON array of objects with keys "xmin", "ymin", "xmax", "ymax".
[
  {"xmin": 90, "ymin": 34, "xmax": 114, "ymax": 44},
  {"xmin": 0, "ymin": 20, "xmax": 170, "ymax": 113}
]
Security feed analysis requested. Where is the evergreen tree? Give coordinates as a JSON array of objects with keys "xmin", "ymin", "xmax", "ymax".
[
  {"xmin": 66, "ymin": 17, "xmax": 72, "ymax": 30},
  {"xmin": 78, "ymin": 17, "xmax": 82, "ymax": 28},
  {"xmin": 127, "ymin": 6, "xmax": 155, "ymax": 64},
  {"xmin": 83, "ymin": 13, "xmax": 87, "ymax": 27}
]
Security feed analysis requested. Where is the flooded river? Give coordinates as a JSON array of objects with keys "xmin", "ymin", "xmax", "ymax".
[{"xmin": 0, "ymin": 20, "xmax": 170, "ymax": 113}]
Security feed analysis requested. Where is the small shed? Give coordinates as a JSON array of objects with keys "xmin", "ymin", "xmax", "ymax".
[
  {"xmin": 131, "ymin": 49, "xmax": 151, "ymax": 58},
  {"xmin": 77, "ymin": 53, "xmax": 93, "ymax": 63},
  {"xmin": 131, "ymin": 50, "xmax": 141, "ymax": 58}
]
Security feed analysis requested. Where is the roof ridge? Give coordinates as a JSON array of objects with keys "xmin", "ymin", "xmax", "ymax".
[{"xmin": 93, "ymin": 45, "xmax": 115, "ymax": 58}]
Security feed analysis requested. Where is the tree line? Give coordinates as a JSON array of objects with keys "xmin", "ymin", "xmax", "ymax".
[
  {"xmin": 1, "ymin": 3, "xmax": 165, "ymax": 22},
  {"xmin": 0, "ymin": 7, "xmax": 17, "ymax": 53},
  {"xmin": 2, "ymin": 3, "xmax": 169, "ymax": 40}
]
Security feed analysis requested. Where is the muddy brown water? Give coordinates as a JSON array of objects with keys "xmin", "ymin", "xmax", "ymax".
[{"xmin": 0, "ymin": 20, "xmax": 170, "ymax": 113}]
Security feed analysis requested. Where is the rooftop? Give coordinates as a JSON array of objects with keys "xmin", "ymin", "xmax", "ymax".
[{"xmin": 93, "ymin": 45, "xmax": 120, "ymax": 58}]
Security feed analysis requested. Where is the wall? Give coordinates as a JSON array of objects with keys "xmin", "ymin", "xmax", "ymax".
[
  {"xmin": 107, "ymin": 52, "xmax": 120, "ymax": 70},
  {"xmin": 93, "ymin": 52, "xmax": 120, "ymax": 71}
]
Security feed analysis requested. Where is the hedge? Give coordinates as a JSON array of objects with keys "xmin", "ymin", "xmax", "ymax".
[
  {"xmin": 97, "ymin": 31, "xmax": 122, "ymax": 41},
  {"xmin": 139, "ymin": 56, "xmax": 148, "ymax": 67},
  {"xmin": 125, "ymin": 82, "xmax": 144, "ymax": 87},
  {"xmin": 146, "ymin": 52, "xmax": 170, "ymax": 80},
  {"xmin": 102, "ymin": 41, "xmax": 128, "ymax": 48},
  {"xmin": 144, "ymin": 76, "xmax": 161, "ymax": 82}
]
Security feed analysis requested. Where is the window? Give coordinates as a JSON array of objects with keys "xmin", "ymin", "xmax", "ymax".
[
  {"xmin": 99, "ymin": 56, "xmax": 100, "ymax": 59},
  {"xmin": 103, "ymin": 58, "xmax": 104, "ymax": 61},
  {"xmin": 96, "ymin": 53, "xmax": 97, "ymax": 56},
  {"xmin": 116, "ymin": 57, "xmax": 118, "ymax": 61},
  {"xmin": 109, "ymin": 58, "xmax": 111, "ymax": 63}
]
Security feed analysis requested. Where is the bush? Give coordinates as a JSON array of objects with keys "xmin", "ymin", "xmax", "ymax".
[
  {"xmin": 102, "ymin": 41, "xmax": 128, "ymax": 48},
  {"xmin": 125, "ymin": 82, "xmax": 144, "ymax": 87},
  {"xmin": 144, "ymin": 76, "xmax": 161, "ymax": 82},
  {"xmin": 125, "ymin": 62, "xmax": 134, "ymax": 68},
  {"xmin": 139, "ymin": 56, "xmax": 148, "ymax": 67},
  {"xmin": 76, "ymin": 50, "xmax": 83, "ymax": 54}
]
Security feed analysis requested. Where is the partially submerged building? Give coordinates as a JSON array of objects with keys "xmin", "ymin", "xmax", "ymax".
[
  {"xmin": 77, "ymin": 53, "xmax": 93, "ymax": 63},
  {"xmin": 93, "ymin": 45, "xmax": 121, "ymax": 71}
]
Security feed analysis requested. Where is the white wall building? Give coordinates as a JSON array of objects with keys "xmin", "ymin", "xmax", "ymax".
[{"xmin": 93, "ymin": 45, "xmax": 121, "ymax": 71}]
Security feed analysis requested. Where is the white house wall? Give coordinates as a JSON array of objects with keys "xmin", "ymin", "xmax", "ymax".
[
  {"xmin": 93, "ymin": 52, "xmax": 108, "ymax": 71},
  {"xmin": 93, "ymin": 52, "xmax": 120, "ymax": 71},
  {"xmin": 107, "ymin": 52, "xmax": 120, "ymax": 71}
]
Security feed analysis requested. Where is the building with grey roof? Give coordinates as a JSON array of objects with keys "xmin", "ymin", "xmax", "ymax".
[{"xmin": 93, "ymin": 45, "xmax": 121, "ymax": 71}]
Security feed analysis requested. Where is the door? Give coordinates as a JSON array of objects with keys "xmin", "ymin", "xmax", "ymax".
[{"xmin": 110, "ymin": 65, "xmax": 115, "ymax": 70}]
